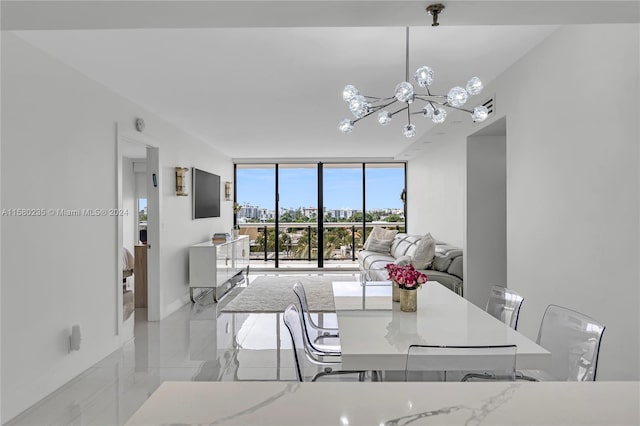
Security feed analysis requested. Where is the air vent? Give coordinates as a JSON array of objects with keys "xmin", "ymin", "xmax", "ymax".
[{"xmin": 481, "ymin": 96, "xmax": 495, "ymax": 116}]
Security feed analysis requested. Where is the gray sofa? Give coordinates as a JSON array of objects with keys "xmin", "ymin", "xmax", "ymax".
[{"xmin": 357, "ymin": 233, "xmax": 464, "ymax": 295}]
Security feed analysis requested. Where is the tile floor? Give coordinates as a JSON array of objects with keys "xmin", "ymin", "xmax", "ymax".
[{"xmin": 7, "ymin": 272, "xmax": 362, "ymax": 425}]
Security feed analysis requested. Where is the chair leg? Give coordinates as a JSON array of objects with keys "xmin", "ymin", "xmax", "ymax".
[
  {"xmin": 462, "ymin": 372, "xmax": 495, "ymax": 382},
  {"xmin": 515, "ymin": 372, "xmax": 539, "ymax": 381},
  {"xmin": 311, "ymin": 370, "xmax": 368, "ymax": 382}
]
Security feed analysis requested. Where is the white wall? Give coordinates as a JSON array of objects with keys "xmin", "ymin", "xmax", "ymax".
[
  {"xmin": 407, "ymin": 139, "xmax": 465, "ymax": 247},
  {"xmin": 123, "ymin": 157, "xmax": 136, "ymax": 252},
  {"xmin": 407, "ymin": 24, "xmax": 640, "ymax": 380},
  {"xmin": 1, "ymin": 33, "xmax": 233, "ymax": 421},
  {"xmin": 465, "ymin": 134, "xmax": 507, "ymax": 308}
]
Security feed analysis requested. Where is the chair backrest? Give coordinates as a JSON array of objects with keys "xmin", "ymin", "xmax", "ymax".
[
  {"xmin": 292, "ymin": 282, "xmax": 321, "ymax": 352},
  {"xmin": 485, "ymin": 285, "xmax": 524, "ymax": 330},
  {"xmin": 282, "ymin": 304, "xmax": 306, "ymax": 382},
  {"xmin": 292, "ymin": 282, "xmax": 341, "ymax": 357},
  {"xmin": 292, "ymin": 282, "xmax": 318, "ymax": 326},
  {"xmin": 405, "ymin": 344, "xmax": 517, "ymax": 382},
  {"xmin": 537, "ymin": 304, "xmax": 605, "ymax": 381}
]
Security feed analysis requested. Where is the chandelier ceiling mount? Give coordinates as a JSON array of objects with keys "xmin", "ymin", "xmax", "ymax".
[{"xmin": 426, "ymin": 3, "xmax": 445, "ymax": 27}]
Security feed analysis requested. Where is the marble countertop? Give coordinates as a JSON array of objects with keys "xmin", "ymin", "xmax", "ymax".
[{"xmin": 126, "ymin": 381, "xmax": 640, "ymax": 425}]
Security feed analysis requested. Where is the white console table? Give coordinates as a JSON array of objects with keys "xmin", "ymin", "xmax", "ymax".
[{"xmin": 189, "ymin": 235, "xmax": 249, "ymax": 302}]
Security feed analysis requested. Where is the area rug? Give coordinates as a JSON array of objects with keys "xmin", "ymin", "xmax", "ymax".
[{"xmin": 221, "ymin": 275, "xmax": 339, "ymax": 313}]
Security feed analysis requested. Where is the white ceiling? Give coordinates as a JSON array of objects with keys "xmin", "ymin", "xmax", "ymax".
[{"xmin": 6, "ymin": 1, "xmax": 638, "ymax": 160}]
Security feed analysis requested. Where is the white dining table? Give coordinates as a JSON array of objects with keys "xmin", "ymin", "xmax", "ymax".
[{"xmin": 332, "ymin": 281, "xmax": 551, "ymax": 371}]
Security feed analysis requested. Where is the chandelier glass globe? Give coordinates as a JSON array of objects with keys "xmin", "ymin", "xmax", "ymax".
[
  {"xmin": 472, "ymin": 105, "xmax": 489, "ymax": 122},
  {"xmin": 378, "ymin": 111, "xmax": 392, "ymax": 126},
  {"xmin": 414, "ymin": 66, "xmax": 434, "ymax": 87},
  {"xmin": 338, "ymin": 119, "xmax": 354, "ymax": 134},
  {"xmin": 394, "ymin": 82, "xmax": 414, "ymax": 103},
  {"xmin": 349, "ymin": 95, "xmax": 369, "ymax": 118},
  {"xmin": 431, "ymin": 107, "xmax": 447, "ymax": 124},
  {"xmin": 466, "ymin": 77, "xmax": 483, "ymax": 96},
  {"xmin": 343, "ymin": 85, "xmax": 359, "ymax": 102},
  {"xmin": 422, "ymin": 104, "xmax": 435, "ymax": 118},
  {"xmin": 402, "ymin": 124, "xmax": 416, "ymax": 138},
  {"xmin": 447, "ymin": 86, "xmax": 469, "ymax": 108}
]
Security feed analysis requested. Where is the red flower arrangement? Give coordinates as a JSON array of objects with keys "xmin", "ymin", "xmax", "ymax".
[{"xmin": 385, "ymin": 263, "xmax": 428, "ymax": 290}]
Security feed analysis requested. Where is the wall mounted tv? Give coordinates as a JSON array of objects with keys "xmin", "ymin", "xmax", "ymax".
[{"xmin": 192, "ymin": 168, "xmax": 221, "ymax": 219}]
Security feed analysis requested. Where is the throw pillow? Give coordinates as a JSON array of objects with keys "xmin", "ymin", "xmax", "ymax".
[
  {"xmin": 363, "ymin": 226, "xmax": 399, "ymax": 250},
  {"xmin": 411, "ymin": 233, "xmax": 436, "ymax": 269},
  {"xmin": 393, "ymin": 255, "xmax": 412, "ymax": 266},
  {"xmin": 366, "ymin": 237, "xmax": 393, "ymax": 254}
]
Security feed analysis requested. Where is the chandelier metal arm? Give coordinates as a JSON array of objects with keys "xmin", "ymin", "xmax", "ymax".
[
  {"xmin": 369, "ymin": 99, "xmax": 398, "ymax": 111},
  {"xmin": 444, "ymin": 105, "xmax": 475, "ymax": 114},
  {"xmin": 414, "ymin": 95, "xmax": 447, "ymax": 102},
  {"xmin": 364, "ymin": 95, "xmax": 395, "ymax": 101},
  {"xmin": 352, "ymin": 99, "xmax": 398, "ymax": 124},
  {"xmin": 390, "ymin": 105, "xmax": 409, "ymax": 117}
]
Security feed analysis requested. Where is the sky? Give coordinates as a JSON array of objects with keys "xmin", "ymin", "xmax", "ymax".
[{"xmin": 236, "ymin": 166, "xmax": 404, "ymax": 210}]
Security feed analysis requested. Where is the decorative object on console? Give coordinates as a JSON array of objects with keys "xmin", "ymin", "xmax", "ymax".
[
  {"xmin": 175, "ymin": 167, "xmax": 189, "ymax": 196},
  {"xmin": 339, "ymin": 6, "xmax": 488, "ymax": 139},
  {"xmin": 212, "ymin": 232, "xmax": 230, "ymax": 244},
  {"xmin": 230, "ymin": 225, "xmax": 240, "ymax": 239}
]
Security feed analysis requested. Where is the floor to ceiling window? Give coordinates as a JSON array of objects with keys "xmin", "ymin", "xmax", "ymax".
[
  {"xmin": 323, "ymin": 164, "xmax": 363, "ymax": 266},
  {"xmin": 365, "ymin": 163, "xmax": 406, "ymax": 238},
  {"xmin": 235, "ymin": 164, "xmax": 276, "ymax": 262},
  {"xmin": 235, "ymin": 162, "xmax": 406, "ymax": 268},
  {"xmin": 278, "ymin": 164, "xmax": 318, "ymax": 267}
]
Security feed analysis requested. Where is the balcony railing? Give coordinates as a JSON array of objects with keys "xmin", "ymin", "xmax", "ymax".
[{"xmin": 237, "ymin": 222, "xmax": 405, "ymax": 262}]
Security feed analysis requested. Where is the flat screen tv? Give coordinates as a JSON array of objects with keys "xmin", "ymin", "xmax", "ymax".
[{"xmin": 192, "ymin": 168, "xmax": 221, "ymax": 219}]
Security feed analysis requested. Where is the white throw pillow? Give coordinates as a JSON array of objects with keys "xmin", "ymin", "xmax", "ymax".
[
  {"xmin": 411, "ymin": 233, "xmax": 436, "ymax": 269},
  {"xmin": 367, "ymin": 237, "xmax": 393, "ymax": 254},
  {"xmin": 393, "ymin": 255, "xmax": 412, "ymax": 266},
  {"xmin": 363, "ymin": 226, "xmax": 399, "ymax": 250}
]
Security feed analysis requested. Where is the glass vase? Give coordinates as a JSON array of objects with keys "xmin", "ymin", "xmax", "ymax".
[
  {"xmin": 400, "ymin": 288, "xmax": 418, "ymax": 312},
  {"xmin": 392, "ymin": 281, "xmax": 401, "ymax": 302}
]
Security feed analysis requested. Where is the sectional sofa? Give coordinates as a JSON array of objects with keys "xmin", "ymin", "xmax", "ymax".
[{"xmin": 357, "ymin": 233, "xmax": 464, "ymax": 295}]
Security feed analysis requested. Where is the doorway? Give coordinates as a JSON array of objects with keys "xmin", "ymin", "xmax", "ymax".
[{"xmin": 116, "ymin": 124, "xmax": 161, "ymax": 342}]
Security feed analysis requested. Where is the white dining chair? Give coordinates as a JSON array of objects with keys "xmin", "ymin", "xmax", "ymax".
[
  {"xmin": 517, "ymin": 304, "xmax": 605, "ymax": 381},
  {"xmin": 485, "ymin": 285, "xmax": 524, "ymax": 330},
  {"xmin": 405, "ymin": 344, "xmax": 518, "ymax": 382},
  {"xmin": 283, "ymin": 304, "xmax": 366, "ymax": 382}
]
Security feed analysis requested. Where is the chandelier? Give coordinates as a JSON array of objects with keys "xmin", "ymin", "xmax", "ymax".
[{"xmin": 338, "ymin": 5, "xmax": 489, "ymax": 138}]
